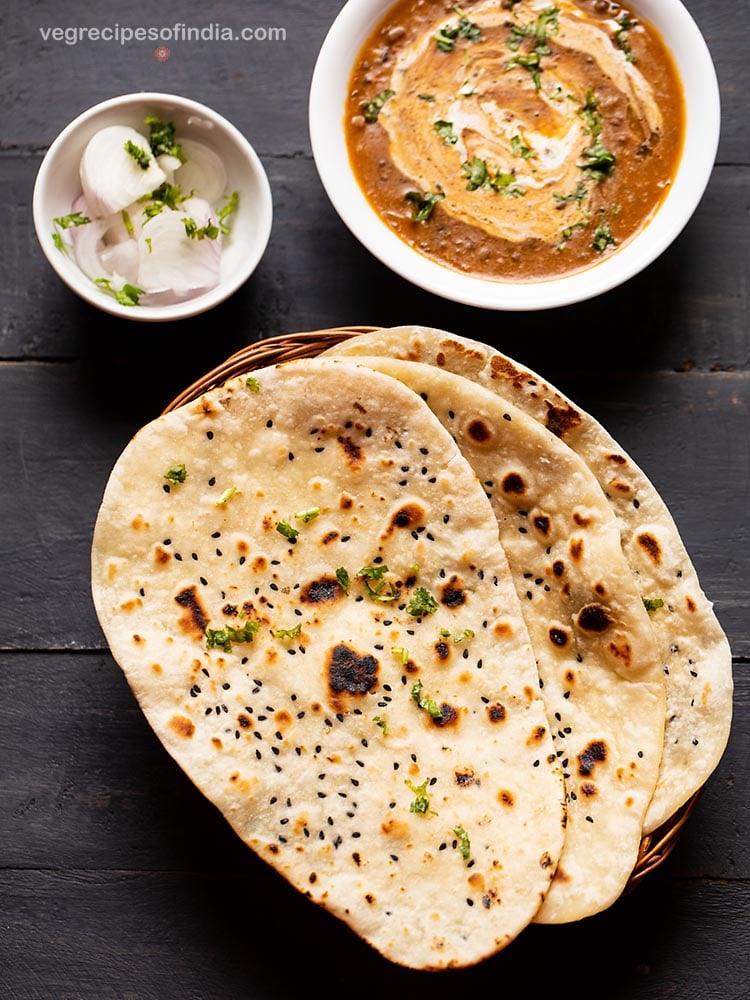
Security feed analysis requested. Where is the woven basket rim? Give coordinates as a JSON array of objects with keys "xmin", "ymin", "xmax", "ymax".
[{"xmin": 163, "ymin": 325, "xmax": 702, "ymax": 890}]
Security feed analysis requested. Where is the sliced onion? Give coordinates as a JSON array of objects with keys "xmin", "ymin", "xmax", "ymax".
[
  {"xmin": 175, "ymin": 139, "xmax": 227, "ymax": 203},
  {"xmin": 100, "ymin": 240, "xmax": 140, "ymax": 285},
  {"xmin": 104, "ymin": 201, "xmax": 147, "ymax": 245},
  {"xmin": 180, "ymin": 196, "xmax": 215, "ymax": 225},
  {"xmin": 70, "ymin": 216, "xmax": 109, "ymax": 281},
  {"xmin": 157, "ymin": 152, "xmax": 183, "ymax": 175},
  {"xmin": 80, "ymin": 125, "xmax": 166, "ymax": 218},
  {"xmin": 137, "ymin": 209, "xmax": 221, "ymax": 295}
]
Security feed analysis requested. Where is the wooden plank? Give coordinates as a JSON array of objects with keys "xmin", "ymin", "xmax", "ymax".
[
  {"xmin": 0, "ymin": 364, "xmax": 745, "ymax": 653},
  {"xmin": 3, "ymin": 1, "xmax": 744, "ymax": 165},
  {"xmin": 1, "ymin": 866, "xmax": 747, "ymax": 998},
  {"xmin": 1, "ymin": 652, "xmax": 746, "ymax": 877},
  {"xmin": 5, "ymin": 152, "xmax": 748, "ymax": 370},
  {"xmin": 2, "ymin": 0, "xmax": 331, "ymax": 158}
]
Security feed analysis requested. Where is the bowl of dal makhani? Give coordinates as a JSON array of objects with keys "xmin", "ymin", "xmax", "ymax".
[{"xmin": 309, "ymin": 0, "xmax": 720, "ymax": 310}]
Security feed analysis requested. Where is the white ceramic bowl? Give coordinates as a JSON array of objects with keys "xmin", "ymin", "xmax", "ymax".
[
  {"xmin": 33, "ymin": 92, "xmax": 273, "ymax": 322},
  {"xmin": 310, "ymin": 0, "xmax": 721, "ymax": 311}
]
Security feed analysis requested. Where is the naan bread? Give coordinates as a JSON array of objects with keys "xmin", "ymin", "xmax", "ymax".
[
  {"xmin": 328, "ymin": 327, "xmax": 734, "ymax": 834},
  {"xmin": 91, "ymin": 358, "xmax": 566, "ymax": 970},
  {"xmin": 325, "ymin": 354, "xmax": 665, "ymax": 924}
]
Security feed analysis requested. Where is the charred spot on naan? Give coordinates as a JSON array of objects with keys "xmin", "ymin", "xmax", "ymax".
[
  {"xmin": 338, "ymin": 435, "xmax": 365, "ymax": 470},
  {"xmin": 466, "ymin": 418, "xmax": 493, "ymax": 445},
  {"xmin": 534, "ymin": 512, "xmax": 551, "ymax": 537},
  {"xmin": 487, "ymin": 702, "xmax": 507, "ymax": 723},
  {"xmin": 301, "ymin": 576, "xmax": 345, "ymax": 604},
  {"xmin": 544, "ymin": 400, "xmax": 582, "ymax": 439},
  {"xmin": 174, "ymin": 585, "xmax": 210, "ymax": 637},
  {"xmin": 382, "ymin": 502, "xmax": 425, "ymax": 540},
  {"xmin": 637, "ymin": 531, "xmax": 663, "ymax": 566},
  {"xmin": 502, "ymin": 472, "xmax": 527, "ymax": 496},
  {"xmin": 440, "ymin": 575, "xmax": 467, "ymax": 608},
  {"xmin": 575, "ymin": 603, "xmax": 615, "ymax": 633},
  {"xmin": 577, "ymin": 740, "xmax": 608, "ymax": 777},
  {"xmin": 548, "ymin": 626, "xmax": 570, "ymax": 648},
  {"xmin": 328, "ymin": 644, "xmax": 379, "ymax": 696}
]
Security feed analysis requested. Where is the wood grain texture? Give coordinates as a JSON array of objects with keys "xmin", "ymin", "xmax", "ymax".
[{"xmin": 1, "ymin": 868, "xmax": 748, "ymax": 999}]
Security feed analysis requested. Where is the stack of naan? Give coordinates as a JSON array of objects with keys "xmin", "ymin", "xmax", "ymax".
[{"xmin": 91, "ymin": 326, "xmax": 732, "ymax": 970}]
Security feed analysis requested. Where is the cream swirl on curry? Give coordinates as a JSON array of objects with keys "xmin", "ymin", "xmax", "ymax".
[{"xmin": 346, "ymin": 0, "xmax": 684, "ymax": 281}]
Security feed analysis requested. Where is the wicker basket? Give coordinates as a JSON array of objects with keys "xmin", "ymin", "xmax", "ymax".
[{"xmin": 163, "ymin": 325, "xmax": 702, "ymax": 892}]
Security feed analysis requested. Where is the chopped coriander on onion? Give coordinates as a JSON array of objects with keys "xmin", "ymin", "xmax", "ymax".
[
  {"xmin": 183, "ymin": 217, "xmax": 220, "ymax": 241},
  {"xmin": 53, "ymin": 211, "xmax": 91, "ymax": 229},
  {"xmin": 217, "ymin": 191, "xmax": 239, "ymax": 235},
  {"xmin": 94, "ymin": 277, "xmax": 144, "ymax": 307},
  {"xmin": 144, "ymin": 115, "xmax": 185, "ymax": 162},
  {"xmin": 124, "ymin": 139, "xmax": 151, "ymax": 170}
]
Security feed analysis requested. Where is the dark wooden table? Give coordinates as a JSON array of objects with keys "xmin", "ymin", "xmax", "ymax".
[{"xmin": 2, "ymin": 1, "xmax": 747, "ymax": 996}]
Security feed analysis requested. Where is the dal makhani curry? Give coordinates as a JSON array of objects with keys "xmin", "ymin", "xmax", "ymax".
[{"xmin": 345, "ymin": 0, "xmax": 685, "ymax": 281}]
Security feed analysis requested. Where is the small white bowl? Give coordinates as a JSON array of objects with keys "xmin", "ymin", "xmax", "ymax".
[
  {"xmin": 310, "ymin": 0, "xmax": 721, "ymax": 311},
  {"xmin": 33, "ymin": 92, "xmax": 273, "ymax": 322}
]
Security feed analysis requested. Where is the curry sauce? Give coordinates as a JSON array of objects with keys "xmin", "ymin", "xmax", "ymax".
[{"xmin": 345, "ymin": 0, "xmax": 685, "ymax": 282}]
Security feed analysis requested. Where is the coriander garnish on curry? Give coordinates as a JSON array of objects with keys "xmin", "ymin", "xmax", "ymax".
[{"xmin": 345, "ymin": 0, "xmax": 685, "ymax": 282}]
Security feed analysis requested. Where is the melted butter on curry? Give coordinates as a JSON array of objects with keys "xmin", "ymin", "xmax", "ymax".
[{"xmin": 346, "ymin": 0, "xmax": 684, "ymax": 281}]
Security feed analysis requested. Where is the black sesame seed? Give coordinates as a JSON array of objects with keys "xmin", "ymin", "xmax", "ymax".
[{"xmin": 163, "ymin": 484, "xmax": 170, "ymax": 494}]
